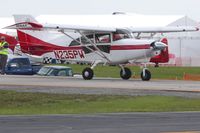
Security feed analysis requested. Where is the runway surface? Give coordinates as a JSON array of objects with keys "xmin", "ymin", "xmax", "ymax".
[
  {"xmin": 0, "ymin": 112, "xmax": 200, "ymax": 133},
  {"xmin": 0, "ymin": 75, "xmax": 200, "ymax": 97}
]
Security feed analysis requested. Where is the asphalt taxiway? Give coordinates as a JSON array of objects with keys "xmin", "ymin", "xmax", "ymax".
[
  {"xmin": 0, "ymin": 75, "xmax": 200, "ymax": 97},
  {"xmin": 0, "ymin": 112, "xmax": 200, "ymax": 133}
]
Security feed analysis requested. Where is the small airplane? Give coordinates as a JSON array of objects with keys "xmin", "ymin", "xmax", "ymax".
[{"xmin": 5, "ymin": 14, "xmax": 199, "ymax": 80}]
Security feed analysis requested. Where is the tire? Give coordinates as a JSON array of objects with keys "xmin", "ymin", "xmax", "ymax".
[
  {"xmin": 141, "ymin": 69, "xmax": 151, "ymax": 81},
  {"xmin": 82, "ymin": 67, "xmax": 94, "ymax": 80},
  {"xmin": 120, "ymin": 67, "xmax": 132, "ymax": 80},
  {"xmin": 154, "ymin": 63, "xmax": 159, "ymax": 67}
]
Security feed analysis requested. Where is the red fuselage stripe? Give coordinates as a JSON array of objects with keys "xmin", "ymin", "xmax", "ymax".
[
  {"xmin": 61, "ymin": 45, "xmax": 151, "ymax": 50},
  {"xmin": 110, "ymin": 45, "xmax": 150, "ymax": 50}
]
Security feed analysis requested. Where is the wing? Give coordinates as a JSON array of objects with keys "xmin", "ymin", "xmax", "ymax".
[
  {"xmin": 127, "ymin": 26, "xmax": 199, "ymax": 33},
  {"xmin": 4, "ymin": 15, "xmax": 198, "ymax": 33},
  {"xmin": 5, "ymin": 21, "xmax": 199, "ymax": 33}
]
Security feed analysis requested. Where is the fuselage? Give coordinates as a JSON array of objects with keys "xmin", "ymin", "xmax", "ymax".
[{"xmin": 17, "ymin": 30, "xmax": 158, "ymax": 64}]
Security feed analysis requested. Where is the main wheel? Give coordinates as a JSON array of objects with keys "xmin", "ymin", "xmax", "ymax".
[
  {"xmin": 154, "ymin": 63, "xmax": 159, "ymax": 67},
  {"xmin": 120, "ymin": 67, "xmax": 132, "ymax": 80},
  {"xmin": 141, "ymin": 69, "xmax": 151, "ymax": 81},
  {"xmin": 82, "ymin": 67, "xmax": 94, "ymax": 80}
]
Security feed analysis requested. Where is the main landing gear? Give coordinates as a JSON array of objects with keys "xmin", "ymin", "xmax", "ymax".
[
  {"xmin": 82, "ymin": 60, "xmax": 101, "ymax": 80},
  {"xmin": 82, "ymin": 67, "xmax": 94, "ymax": 80},
  {"xmin": 119, "ymin": 66, "xmax": 132, "ymax": 80}
]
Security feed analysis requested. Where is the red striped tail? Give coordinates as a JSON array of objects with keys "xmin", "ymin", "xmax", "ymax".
[{"xmin": 17, "ymin": 30, "xmax": 66, "ymax": 56}]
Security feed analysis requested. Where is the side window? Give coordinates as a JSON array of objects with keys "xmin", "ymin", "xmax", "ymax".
[
  {"xmin": 95, "ymin": 34, "xmax": 111, "ymax": 43},
  {"xmin": 113, "ymin": 31, "xmax": 130, "ymax": 41},
  {"xmin": 81, "ymin": 34, "xmax": 95, "ymax": 44},
  {"xmin": 57, "ymin": 70, "xmax": 67, "ymax": 76},
  {"xmin": 113, "ymin": 33, "xmax": 123, "ymax": 41},
  {"xmin": 67, "ymin": 69, "xmax": 73, "ymax": 76},
  {"xmin": 69, "ymin": 38, "xmax": 81, "ymax": 46}
]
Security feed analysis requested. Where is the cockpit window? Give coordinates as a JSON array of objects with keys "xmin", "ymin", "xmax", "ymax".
[
  {"xmin": 69, "ymin": 33, "xmax": 111, "ymax": 46},
  {"xmin": 69, "ymin": 34, "xmax": 94, "ymax": 46},
  {"xmin": 113, "ymin": 30, "xmax": 130, "ymax": 41},
  {"xmin": 95, "ymin": 33, "xmax": 111, "ymax": 43}
]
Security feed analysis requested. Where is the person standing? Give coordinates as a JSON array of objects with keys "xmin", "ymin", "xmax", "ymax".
[{"xmin": 0, "ymin": 36, "xmax": 9, "ymax": 75}]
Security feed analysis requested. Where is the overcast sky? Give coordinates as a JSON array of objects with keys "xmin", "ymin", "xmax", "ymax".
[{"xmin": 2, "ymin": 0, "xmax": 200, "ymax": 21}]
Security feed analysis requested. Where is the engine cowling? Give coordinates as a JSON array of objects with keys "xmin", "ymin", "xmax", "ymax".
[{"xmin": 150, "ymin": 38, "xmax": 169, "ymax": 66}]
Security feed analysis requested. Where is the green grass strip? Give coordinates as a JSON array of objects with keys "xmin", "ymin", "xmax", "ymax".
[
  {"xmin": 62, "ymin": 64, "xmax": 200, "ymax": 80},
  {"xmin": 0, "ymin": 90, "xmax": 200, "ymax": 115}
]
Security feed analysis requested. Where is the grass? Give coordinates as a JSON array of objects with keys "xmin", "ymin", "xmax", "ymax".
[
  {"xmin": 66, "ymin": 64, "xmax": 200, "ymax": 80},
  {"xmin": 0, "ymin": 90, "xmax": 200, "ymax": 115}
]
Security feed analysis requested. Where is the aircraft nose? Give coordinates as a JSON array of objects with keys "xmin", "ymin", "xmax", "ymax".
[{"xmin": 152, "ymin": 41, "xmax": 167, "ymax": 50}]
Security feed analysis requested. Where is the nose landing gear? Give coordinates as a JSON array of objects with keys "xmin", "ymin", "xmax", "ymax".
[{"xmin": 140, "ymin": 68, "xmax": 151, "ymax": 81}]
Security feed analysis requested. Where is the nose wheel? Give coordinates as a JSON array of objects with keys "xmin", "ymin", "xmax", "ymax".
[{"xmin": 141, "ymin": 69, "xmax": 151, "ymax": 81}]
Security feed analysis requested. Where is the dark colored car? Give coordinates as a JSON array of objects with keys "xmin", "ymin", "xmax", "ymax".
[
  {"xmin": 37, "ymin": 65, "xmax": 73, "ymax": 76},
  {"xmin": 5, "ymin": 56, "xmax": 42, "ymax": 75}
]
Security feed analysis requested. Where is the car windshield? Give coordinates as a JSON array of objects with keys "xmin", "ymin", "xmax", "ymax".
[
  {"xmin": 37, "ymin": 67, "xmax": 52, "ymax": 75},
  {"xmin": 37, "ymin": 66, "xmax": 73, "ymax": 76},
  {"xmin": 8, "ymin": 58, "xmax": 30, "ymax": 67},
  {"xmin": 46, "ymin": 69, "xmax": 58, "ymax": 76}
]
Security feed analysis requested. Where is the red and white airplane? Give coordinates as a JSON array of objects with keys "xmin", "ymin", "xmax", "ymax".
[{"xmin": 5, "ymin": 15, "xmax": 198, "ymax": 80}]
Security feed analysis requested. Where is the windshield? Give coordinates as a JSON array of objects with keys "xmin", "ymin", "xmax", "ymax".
[
  {"xmin": 8, "ymin": 58, "xmax": 30, "ymax": 67},
  {"xmin": 37, "ymin": 67, "xmax": 51, "ymax": 75}
]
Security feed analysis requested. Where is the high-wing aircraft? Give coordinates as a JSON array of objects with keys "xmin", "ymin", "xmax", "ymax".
[{"xmin": 5, "ymin": 15, "xmax": 199, "ymax": 80}]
